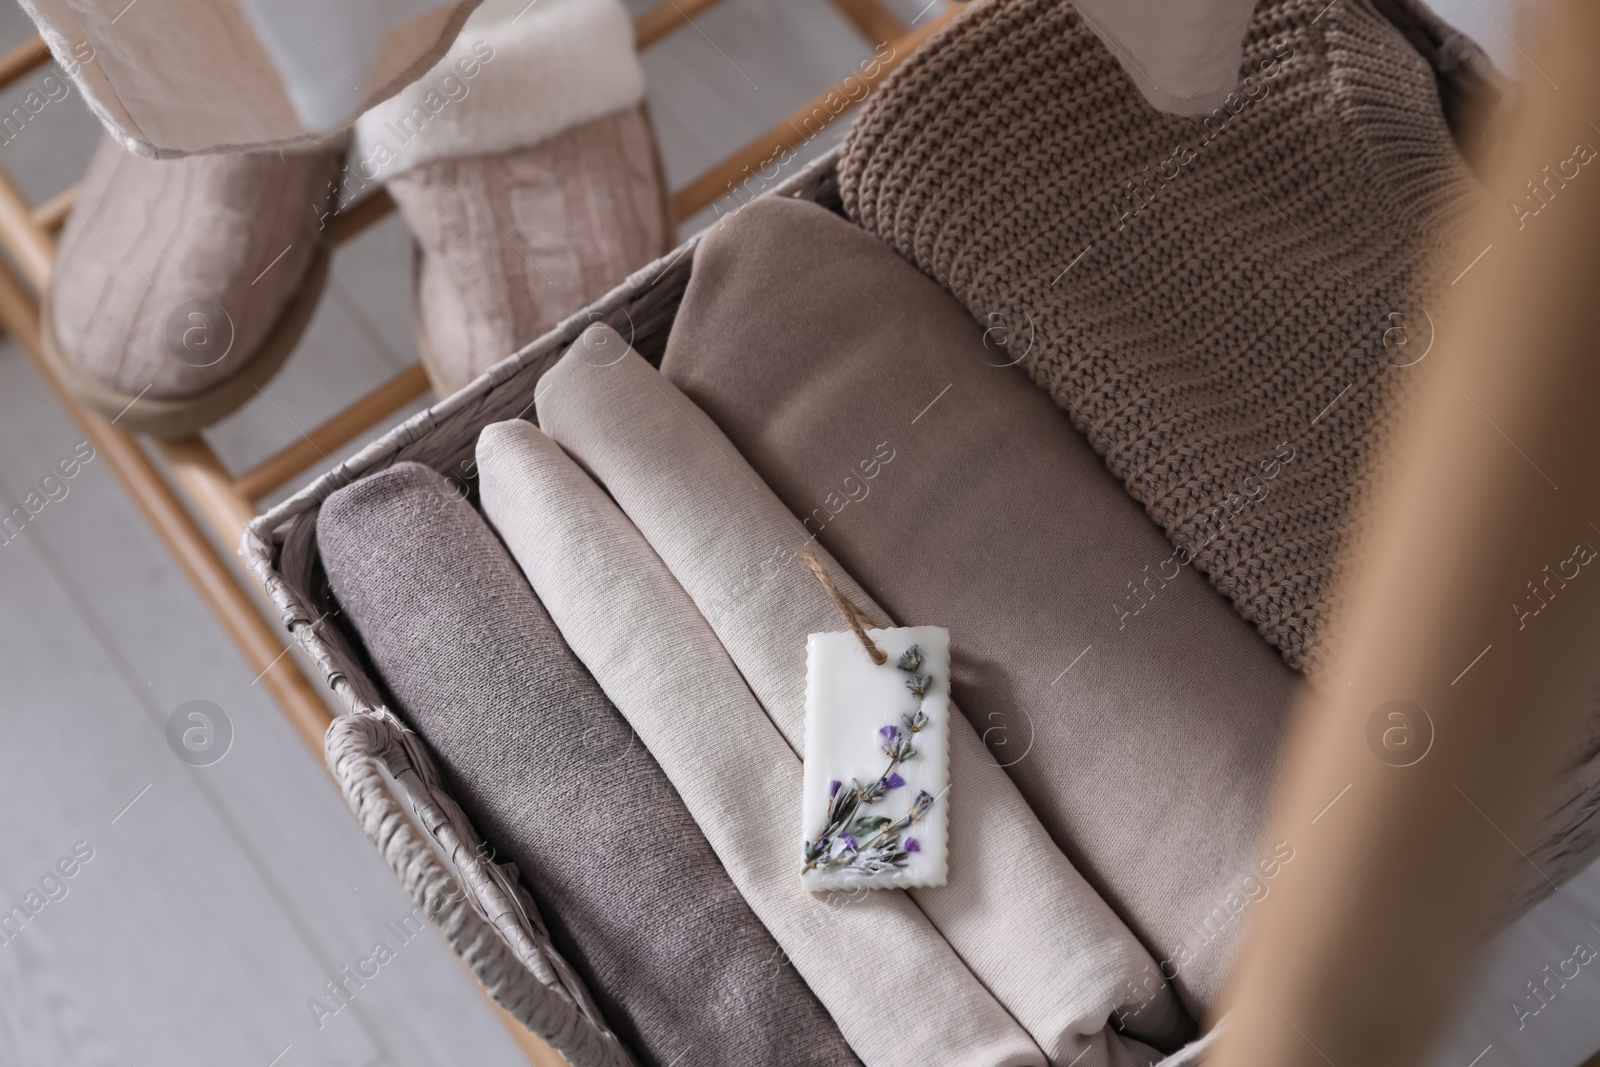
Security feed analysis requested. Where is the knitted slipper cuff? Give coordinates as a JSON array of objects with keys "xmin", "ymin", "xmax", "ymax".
[{"xmin": 352, "ymin": 0, "xmax": 645, "ymax": 184}]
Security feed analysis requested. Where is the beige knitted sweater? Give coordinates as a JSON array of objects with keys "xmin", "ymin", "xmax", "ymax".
[{"xmin": 841, "ymin": 0, "xmax": 1478, "ymax": 672}]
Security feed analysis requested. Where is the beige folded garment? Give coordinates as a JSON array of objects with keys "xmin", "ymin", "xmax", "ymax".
[
  {"xmin": 476, "ymin": 418, "xmax": 1050, "ymax": 1067},
  {"xmin": 655, "ymin": 196, "xmax": 1299, "ymax": 1017},
  {"xmin": 535, "ymin": 328, "xmax": 1191, "ymax": 1062}
]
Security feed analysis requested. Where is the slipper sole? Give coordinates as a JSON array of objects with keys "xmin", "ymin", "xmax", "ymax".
[{"xmin": 41, "ymin": 240, "xmax": 333, "ymax": 440}]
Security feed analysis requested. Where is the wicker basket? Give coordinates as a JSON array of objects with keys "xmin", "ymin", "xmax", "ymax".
[
  {"xmin": 241, "ymin": 10, "xmax": 1501, "ymax": 1056},
  {"xmin": 243, "ymin": 151, "xmax": 842, "ymax": 1067}
]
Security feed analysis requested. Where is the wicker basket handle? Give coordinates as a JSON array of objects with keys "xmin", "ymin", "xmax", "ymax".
[{"xmin": 326, "ymin": 709, "xmax": 638, "ymax": 1067}]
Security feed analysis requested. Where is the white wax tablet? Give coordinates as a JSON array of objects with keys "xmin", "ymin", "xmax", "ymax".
[{"xmin": 800, "ymin": 625, "xmax": 951, "ymax": 891}]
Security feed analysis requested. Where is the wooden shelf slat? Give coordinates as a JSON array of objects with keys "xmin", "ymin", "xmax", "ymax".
[
  {"xmin": 673, "ymin": 8, "xmax": 954, "ymax": 221},
  {"xmin": 634, "ymin": 0, "xmax": 725, "ymax": 49},
  {"xmin": 0, "ymin": 163, "xmax": 55, "ymax": 292},
  {"xmin": 828, "ymin": 0, "xmax": 909, "ymax": 46},
  {"xmin": 33, "ymin": 185, "xmax": 74, "ymax": 233},
  {"xmin": 0, "ymin": 37, "xmax": 51, "ymax": 88},
  {"xmin": 235, "ymin": 363, "xmax": 431, "ymax": 501},
  {"xmin": 328, "ymin": 186, "xmax": 396, "ymax": 248}
]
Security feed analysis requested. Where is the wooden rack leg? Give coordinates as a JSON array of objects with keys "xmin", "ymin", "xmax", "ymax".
[{"xmin": 0, "ymin": 164, "xmax": 53, "ymax": 291}]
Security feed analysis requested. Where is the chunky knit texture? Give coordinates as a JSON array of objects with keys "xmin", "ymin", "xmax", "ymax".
[{"xmin": 841, "ymin": 0, "xmax": 1478, "ymax": 671}]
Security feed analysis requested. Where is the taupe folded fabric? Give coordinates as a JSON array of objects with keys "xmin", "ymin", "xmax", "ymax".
[
  {"xmin": 316, "ymin": 461, "xmax": 860, "ymax": 1067},
  {"xmin": 657, "ymin": 197, "xmax": 1298, "ymax": 1017},
  {"xmin": 840, "ymin": 0, "xmax": 1478, "ymax": 674},
  {"xmin": 535, "ymin": 330, "xmax": 1191, "ymax": 1060},
  {"xmin": 475, "ymin": 423, "xmax": 1050, "ymax": 1067}
]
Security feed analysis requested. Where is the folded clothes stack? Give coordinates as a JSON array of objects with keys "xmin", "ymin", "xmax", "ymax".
[
  {"xmin": 475, "ymin": 417, "xmax": 1062, "ymax": 1067},
  {"xmin": 317, "ymin": 462, "xmax": 861, "ymax": 1067},
  {"xmin": 319, "ymin": 309, "xmax": 1226, "ymax": 1062}
]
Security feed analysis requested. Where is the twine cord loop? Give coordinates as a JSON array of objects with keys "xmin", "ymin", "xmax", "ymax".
[{"xmin": 800, "ymin": 544, "xmax": 887, "ymax": 664}]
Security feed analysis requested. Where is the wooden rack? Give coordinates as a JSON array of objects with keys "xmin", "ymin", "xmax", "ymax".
[{"xmin": 0, "ymin": 1, "xmax": 951, "ymax": 1061}]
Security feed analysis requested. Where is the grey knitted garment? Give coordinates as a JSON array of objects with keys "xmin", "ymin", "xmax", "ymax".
[
  {"xmin": 840, "ymin": 0, "xmax": 1477, "ymax": 671},
  {"xmin": 317, "ymin": 462, "xmax": 860, "ymax": 1067}
]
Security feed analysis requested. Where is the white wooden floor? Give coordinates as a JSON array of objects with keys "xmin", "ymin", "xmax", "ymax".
[{"xmin": 0, "ymin": 0, "xmax": 1587, "ymax": 1065}]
